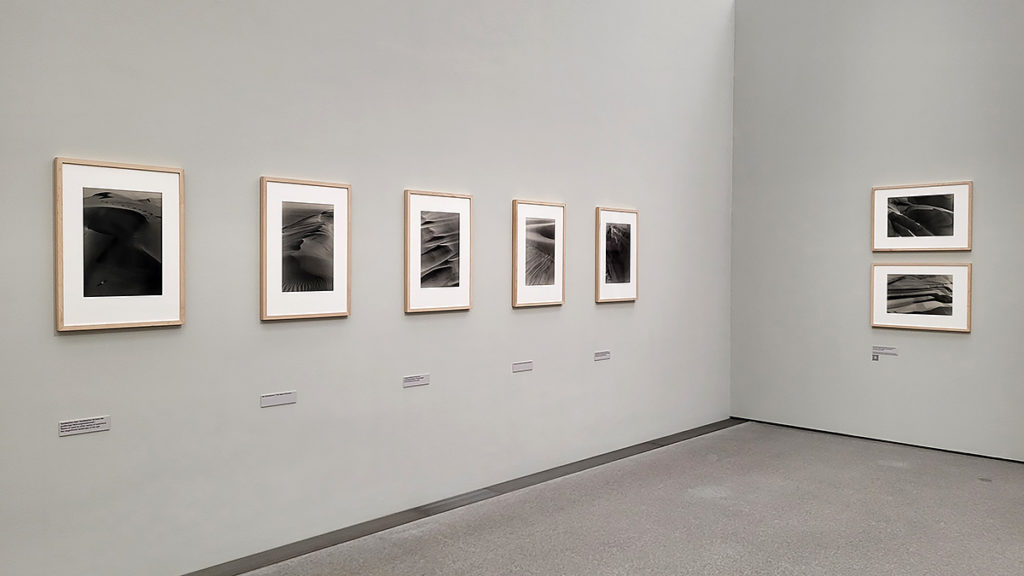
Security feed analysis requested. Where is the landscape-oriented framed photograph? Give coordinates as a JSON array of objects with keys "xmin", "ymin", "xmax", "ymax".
[
  {"xmin": 405, "ymin": 189, "xmax": 472, "ymax": 313},
  {"xmin": 871, "ymin": 263, "xmax": 971, "ymax": 332},
  {"xmin": 595, "ymin": 207, "xmax": 638, "ymax": 303},
  {"xmin": 872, "ymin": 181, "xmax": 972, "ymax": 251},
  {"xmin": 55, "ymin": 157, "xmax": 184, "ymax": 331},
  {"xmin": 512, "ymin": 200, "xmax": 565, "ymax": 308},
  {"xmin": 261, "ymin": 177, "xmax": 350, "ymax": 320}
]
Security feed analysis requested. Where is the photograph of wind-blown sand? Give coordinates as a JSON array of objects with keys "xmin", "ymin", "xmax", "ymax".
[
  {"xmin": 82, "ymin": 187, "xmax": 162, "ymax": 297},
  {"xmin": 605, "ymin": 223, "xmax": 631, "ymax": 284},
  {"xmin": 525, "ymin": 217, "xmax": 556, "ymax": 286},
  {"xmin": 887, "ymin": 194, "xmax": 954, "ymax": 237},
  {"xmin": 282, "ymin": 201, "xmax": 334, "ymax": 292},
  {"xmin": 420, "ymin": 211, "xmax": 460, "ymax": 287},
  {"xmin": 886, "ymin": 274, "xmax": 953, "ymax": 315}
]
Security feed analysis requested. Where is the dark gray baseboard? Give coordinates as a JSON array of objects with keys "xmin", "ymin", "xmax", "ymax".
[
  {"xmin": 185, "ymin": 417, "xmax": 746, "ymax": 576},
  {"xmin": 740, "ymin": 417, "xmax": 1024, "ymax": 465}
]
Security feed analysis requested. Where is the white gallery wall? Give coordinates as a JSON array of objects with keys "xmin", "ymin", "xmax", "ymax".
[
  {"xmin": 733, "ymin": 0, "xmax": 1024, "ymax": 461},
  {"xmin": 0, "ymin": 1, "xmax": 734, "ymax": 574}
]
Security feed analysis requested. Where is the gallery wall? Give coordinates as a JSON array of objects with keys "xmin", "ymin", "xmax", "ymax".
[
  {"xmin": 0, "ymin": 1, "xmax": 734, "ymax": 574},
  {"xmin": 733, "ymin": 0, "xmax": 1024, "ymax": 461}
]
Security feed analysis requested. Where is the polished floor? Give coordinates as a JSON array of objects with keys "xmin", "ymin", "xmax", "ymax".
[{"xmin": 245, "ymin": 423, "xmax": 1024, "ymax": 575}]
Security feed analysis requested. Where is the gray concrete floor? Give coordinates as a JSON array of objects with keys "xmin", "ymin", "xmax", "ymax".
[{"xmin": 245, "ymin": 423, "xmax": 1024, "ymax": 575}]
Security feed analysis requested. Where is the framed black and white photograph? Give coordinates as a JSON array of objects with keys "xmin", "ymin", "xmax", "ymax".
[
  {"xmin": 512, "ymin": 200, "xmax": 565, "ymax": 308},
  {"xmin": 595, "ymin": 206, "xmax": 638, "ymax": 303},
  {"xmin": 405, "ymin": 189, "xmax": 472, "ymax": 313},
  {"xmin": 55, "ymin": 157, "xmax": 184, "ymax": 331},
  {"xmin": 871, "ymin": 263, "xmax": 971, "ymax": 332},
  {"xmin": 261, "ymin": 177, "xmax": 350, "ymax": 320},
  {"xmin": 872, "ymin": 181, "xmax": 972, "ymax": 251}
]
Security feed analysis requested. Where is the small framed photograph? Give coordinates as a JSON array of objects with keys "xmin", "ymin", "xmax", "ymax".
[
  {"xmin": 512, "ymin": 200, "xmax": 565, "ymax": 307},
  {"xmin": 595, "ymin": 207, "xmax": 638, "ymax": 303},
  {"xmin": 871, "ymin": 263, "xmax": 971, "ymax": 332},
  {"xmin": 261, "ymin": 177, "xmax": 350, "ymax": 320},
  {"xmin": 55, "ymin": 157, "xmax": 184, "ymax": 331},
  {"xmin": 872, "ymin": 181, "xmax": 972, "ymax": 251},
  {"xmin": 405, "ymin": 189, "xmax": 472, "ymax": 313}
]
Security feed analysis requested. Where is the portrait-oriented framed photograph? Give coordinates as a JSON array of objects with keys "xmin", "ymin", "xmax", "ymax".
[
  {"xmin": 405, "ymin": 189, "xmax": 472, "ymax": 313},
  {"xmin": 872, "ymin": 181, "xmax": 972, "ymax": 251},
  {"xmin": 595, "ymin": 206, "xmax": 638, "ymax": 303},
  {"xmin": 55, "ymin": 157, "xmax": 184, "ymax": 331},
  {"xmin": 261, "ymin": 177, "xmax": 350, "ymax": 320},
  {"xmin": 871, "ymin": 263, "xmax": 971, "ymax": 332},
  {"xmin": 512, "ymin": 200, "xmax": 565, "ymax": 308}
]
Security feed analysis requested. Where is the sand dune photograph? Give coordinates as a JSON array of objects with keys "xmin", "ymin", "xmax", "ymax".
[
  {"xmin": 886, "ymin": 274, "xmax": 953, "ymax": 316},
  {"xmin": 605, "ymin": 223, "xmax": 631, "ymax": 284},
  {"xmin": 525, "ymin": 217, "xmax": 556, "ymax": 286},
  {"xmin": 281, "ymin": 201, "xmax": 334, "ymax": 292},
  {"xmin": 420, "ymin": 211, "xmax": 460, "ymax": 288},
  {"xmin": 887, "ymin": 194, "xmax": 954, "ymax": 237},
  {"xmin": 82, "ymin": 187, "xmax": 163, "ymax": 297}
]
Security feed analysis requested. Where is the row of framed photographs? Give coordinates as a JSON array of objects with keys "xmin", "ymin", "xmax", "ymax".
[
  {"xmin": 871, "ymin": 180, "xmax": 973, "ymax": 332},
  {"xmin": 55, "ymin": 158, "xmax": 638, "ymax": 331}
]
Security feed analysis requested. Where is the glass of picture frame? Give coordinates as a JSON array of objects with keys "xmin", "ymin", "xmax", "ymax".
[
  {"xmin": 595, "ymin": 206, "xmax": 638, "ymax": 303},
  {"xmin": 872, "ymin": 181, "xmax": 972, "ymax": 251},
  {"xmin": 261, "ymin": 176, "xmax": 351, "ymax": 320},
  {"xmin": 512, "ymin": 199, "xmax": 565, "ymax": 308},
  {"xmin": 405, "ymin": 189, "xmax": 472, "ymax": 313},
  {"xmin": 871, "ymin": 263, "xmax": 971, "ymax": 332},
  {"xmin": 54, "ymin": 157, "xmax": 184, "ymax": 331}
]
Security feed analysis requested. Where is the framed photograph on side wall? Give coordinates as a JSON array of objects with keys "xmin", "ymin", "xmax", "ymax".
[
  {"xmin": 871, "ymin": 263, "xmax": 971, "ymax": 332},
  {"xmin": 55, "ymin": 157, "xmax": 184, "ymax": 331},
  {"xmin": 872, "ymin": 181, "xmax": 972, "ymax": 251},
  {"xmin": 513, "ymin": 200, "xmax": 565, "ymax": 308},
  {"xmin": 405, "ymin": 189, "xmax": 472, "ymax": 313},
  {"xmin": 261, "ymin": 177, "xmax": 350, "ymax": 320},
  {"xmin": 595, "ymin": 206, "xmax": 638, "ymax": 303}
]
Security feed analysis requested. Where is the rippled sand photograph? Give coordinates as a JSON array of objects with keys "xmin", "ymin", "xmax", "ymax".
[
  {"xmin": 420, "ymin": 211, "xmax": 460, "ymax": 288},
  {"xmin": 605, "ymin": 223, "xmax": 631, "ymax": 284},
  {"xmin": 82, "ymin": 187, "xmax": 162, "ymax": 297},
  {"xmin": 887, "ymin": 194, "xmax": 954, "ymax": 237},
  {"xmin": 525, "ymin": 217, "xmax": 555, "ymax": 286},
  {"xmin": 282, "ymin": 201, "xmax": 334, "ymax": 292},
  {"xmin": 886, "ymin": 274, "xmax": 953, "ymax": 316}
]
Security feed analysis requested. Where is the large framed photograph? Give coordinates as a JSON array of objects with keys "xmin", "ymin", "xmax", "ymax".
[
  {"xmin": 261, "ymin": 177, "xmax": 350, "ymax": 320},
  {"xmin": 871, "ymin": 263, "xmax": 971, "ymax": 332},
  {"xmin": 872, "ymin": 181, "xmax": 972, "ymax": 251},
  {"xmin": 405, "ymin": 189, "xmax": 472, "ymax": 313},
  {"xmin": 512, "ymin": 200, "xmax": 565, "ymax": 308},
  {"xmin": 55, "ymin": 157, "xmax": 184, "ymax": 331},
  {"xmin": 595, "ymin": 207, "xmax": 638, "ymax": 303}
]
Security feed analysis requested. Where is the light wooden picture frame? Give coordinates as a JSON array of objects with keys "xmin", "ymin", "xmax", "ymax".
[
  {"xmin": 871, "ymin": 263, "xmax": 971, "ymax": 332},
  {"xmin": 872, "ymin": 181, "xmax": 972, "ymax": 251},
  {"xmin": 595, "ymin": 207, "xmax": 638, "ymax": 303},
  {"xmin": 55, "ymin": 157, "xmax": 185, "ymax": 331},
  {"xmin": 261, "ymin": 177, "xmax": 351, "ymax": 321},
  {"xmin": 513, "ymin": 200, "xmax": 565, "ymax": 308},
  {"xmin": 405, "ymin": 189, "xmax": 472, "ymax": 313}
]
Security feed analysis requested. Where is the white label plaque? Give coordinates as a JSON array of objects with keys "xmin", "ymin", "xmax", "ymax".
[
  {"xmin": 58, "ymin": 415, "xmax": 110, "ymax": 437},
  {"xmin": 403, "ymin": 374, "xmax": 430, "ymax": 388},
  {"xmin": 512, "ymin": 360, "xmax": 534, "ymax": 373},
  {"xmin": 594, "ymin": 350, "xmax": 611, "ymax": 361},
  {"xmin": 260, "ymin": 390, "xmax": 297, "ymax": 408}
]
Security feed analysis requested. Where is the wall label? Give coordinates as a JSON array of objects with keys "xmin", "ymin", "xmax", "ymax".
[
  {"xmin": 594, "ymin": 350, "xmax": 612, "ymax": 361},
  {"xmin": 260, "ymin": 390, "xmax": 297, "ymax": 408},
  {"xmin": 403, "ymin": 374, "xmax": 430, "ymax": 388},
  {"xmin": 512, "ymin": 360, "xmax": 534, "ymax": 373},
  {"xmin": 58, "ymin": 416, "xmax": 110, "ymax": 437},
  {"xmin": 872, "ymin": 345, "xmax": 898, "ymax": 361}
]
